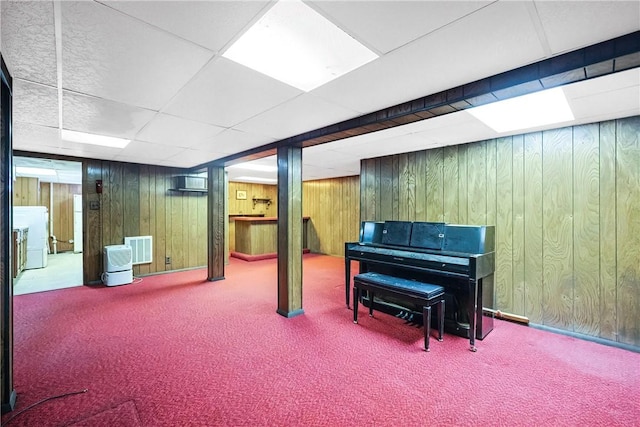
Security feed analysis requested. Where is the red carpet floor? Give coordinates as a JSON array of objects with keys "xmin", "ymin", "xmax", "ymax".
[{"xmin": 4, "ymin": 254, "xmax": 639, "ymax": 426}]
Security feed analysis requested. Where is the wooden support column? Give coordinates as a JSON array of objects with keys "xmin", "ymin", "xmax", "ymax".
[
  {"xmin": 276, "ymin": 145, "xmax": 304, "ymax": 317},
  {"xmin": 207, "ymin": 165, "xmax": 225, "ymax": 281}
]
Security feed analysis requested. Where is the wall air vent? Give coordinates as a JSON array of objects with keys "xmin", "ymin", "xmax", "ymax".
[{"xmin": 124, "ymin": 235, "xmax": 153, "ymax": 265}]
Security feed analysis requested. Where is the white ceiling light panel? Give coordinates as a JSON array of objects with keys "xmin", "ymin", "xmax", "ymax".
[
  {"xmin": 468, "ymin": 87, "xmax": 574, "ymax": 133},
  {"xmin": 222, "ymin": 0, "xmax": 378, "ymax": 91}
]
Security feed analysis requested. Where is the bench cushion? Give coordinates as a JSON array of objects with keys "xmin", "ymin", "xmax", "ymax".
[{"xmin": 354, "ymin": 272, "xmax": 444, "ymax": 299}]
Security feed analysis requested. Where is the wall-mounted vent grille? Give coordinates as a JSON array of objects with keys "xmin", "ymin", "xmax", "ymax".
[{"xmin": 124, "ymin": 235, "xmax": 153, "ymax": 265}]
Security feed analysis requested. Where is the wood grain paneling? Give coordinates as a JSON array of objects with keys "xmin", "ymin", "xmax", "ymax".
[
  {"xmin": 495, "ymin": 137, "xmax": 513, "ymax": 313},
  {"xmin": 82, "ymin": 161, "xmax": 208, "ymax": 283},
  {"xmin": 443, "ymin": 146, "xmax": 459, "ymax": 224},
  {"xmin": 615, "ymin": 116, "xmax": 639, "ymax": 345},
  {"xmin": 359, "ymin": 116, "xmax": 640, "ymax": 347},
  {"xmin": 426, "ymin": 149, "xmax": 444, "ymax": 222},
  {"xmin": 573, "ymin": 123, "xmax": 600, "ymax": 336},
  {"xmin": 12, "ymin": 177, "xmax": 38, "ymax": 206},
  {"xmin": 512, "ymin": 136, "xmax": 525, "ymax": 316},
  {"xmin": 598, "ymin": 121, "xmax": 617, "ymax": 341},
  {"xmin": 40, "ymin": 183, "xmax": 81, "ymax": 253},
  {"xmin": 303, "ymin": 176, "xmax": 360, "ymax": 257},
  {"xmin": 523, "ymin": 132, "xmax": 544, "ymax": 323},
  {"xmin": 542, "ymin": 127, "xmax": 574, "ymax": 329},
  {"xmin": 228, "ymin": 182, "xmax": 277, "ymax": 216}
]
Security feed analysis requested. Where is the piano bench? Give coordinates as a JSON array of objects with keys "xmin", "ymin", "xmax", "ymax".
[{"xmin": 352, "ymin": 272, "xmax": 445, "ymax": 352}]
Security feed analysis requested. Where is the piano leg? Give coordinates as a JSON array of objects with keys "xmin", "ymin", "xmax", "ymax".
[
  {"xmin": 353, "ymin": 286, "xmax": 359, "ymax": 324},
  {"xmin": 345, "ymin": 254, "xmax": 351, "ymax": 308},
  {"xmin": 423, "ymin": 305, "xmax": 431, "ymax": 352},
  {"xmin": 437, "ymin": 298, "xmax": 444, "ymax": 342},
  {"xmin": 369, "ymin": 292, "xmax": 374, "ymax": 317},
  {"xmin": 468, "ymin": 279, "xmax": 478, "ymax": 352}
]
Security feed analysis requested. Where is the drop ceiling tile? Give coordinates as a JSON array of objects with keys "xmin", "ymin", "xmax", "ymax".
[
  {"xmin": 0, "ymin": 1, "xmax": 57, "ymax": 85},
  {"xmin": 62, "ymin": 91, "xmax": 156, "ymax": 139},
  {"xmin": 310, "ymin": 1, "xmax": 491, "ymax": 54},
  {"xmin": 312, "ymin": 1, "xmax": 546, "ymax": 114},
  {"xmin": 164, "ymin": 57, "xmax": 302, "ymax": 127},
  {"xmin": 13, "ymin": 80, "xmax": 59, "ymax": 128},
  {"xmin": 136, "ymin": 114, "xmax": 225, "ymax": 148},
  {"xmin": 234, "ymin": 94, "xmax": 360, "ymax": 140},
  {"xmin": 569, "ymin": 86, "xmax": 640, "ymax": 122},
  {"xmin": 60, "ymin": 1, "xmax": 214, "ymax": 110},
  {"xmin": 535, "ymin": 1, "xmax": 640, "ymax": 54},
  {"xmin": 563, "ymin": 68, "xmax": 640, "ymax": 99},
  {"xmin": 102, "ymin": 1, "xmax": 270, "ymax": 52},
  {"xmin": 12, "ymin": 122, "xmax": 60, "ymax": 151},
  {"xmin": 114, "ymin": 140, "xmax": 186, "ymax": 162},
  {"xmin": 156, "ymin": 149, "xmax": 221, "ymax": 168},
  {"xmin": 193, "ymin": 129, "xmax": 276, "ymax": 156}
]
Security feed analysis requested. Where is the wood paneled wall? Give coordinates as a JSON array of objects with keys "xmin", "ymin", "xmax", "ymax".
[
  {"xmin": 83, "ymin": 161, "xmax": 208, "ymax": 283},
  {"xmin": 303, "ymin": 176, "xmax": 360, "ymax": 257},
  {"xmin": 227, "ymin": 181, "xmax": 277, "ymax": 215},
  {"xmin": 12, "ymin": 177, "xmax": 38, "ymax": 206},
  {"xmin": 360, "ymin": 116, "xmax": 639, "ymax": 347},
  {"xmin": 227, "ymin": 182, "xmax": 277, "ymax": 253},
  {"xmin": 39, "ymin": 183, "xmax": 81, "ymax": 253}
]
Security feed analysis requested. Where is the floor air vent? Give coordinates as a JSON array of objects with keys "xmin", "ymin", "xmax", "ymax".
[{"xmin": 124, "ymin": 235, "xmax": 153, "ymax": 265}]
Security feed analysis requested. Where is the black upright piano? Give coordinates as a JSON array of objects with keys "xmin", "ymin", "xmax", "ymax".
[{"xmin": 345, "ymin": 220, "xmax": 495, "ymax": 351}]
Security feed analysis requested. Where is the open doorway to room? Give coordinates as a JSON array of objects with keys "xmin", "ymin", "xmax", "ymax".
[{"xmin": 12, "ymin": 156, "xmax": 83, "ymax": 295}]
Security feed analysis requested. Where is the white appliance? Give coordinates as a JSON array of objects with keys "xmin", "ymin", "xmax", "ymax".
[
  {"xmin": 14, "ymin": 206, "xmax": 49, "ymax": 269},
  {"xmin": 103, "ymin": 245, "xmax": 133, "ymax": 286},
  {"xmin": 73, "ymin": 194, "xmax": 83, "ymax": 253}
]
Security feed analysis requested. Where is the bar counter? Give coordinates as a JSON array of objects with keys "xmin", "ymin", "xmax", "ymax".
[{"xmin": 231, "ymin": 216, "xmax": 310, "ymax": 261}]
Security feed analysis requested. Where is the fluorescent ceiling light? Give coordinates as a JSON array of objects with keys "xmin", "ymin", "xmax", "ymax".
[
  {"xmin": 62, "ymin": 129, "xmax": 130, "ymax": 148},
  {"xmin": 468, "ymin": 87, "xmax": 575, "ymax": 133},
  {"xmin": 227, "ymin": 163, "xmax": 277, "ymax": 172},
  {"xmin": 15, "ymin": 166, "xmax": 57, "ymax": 176},
  {"xmin": 233, "ymin": 176, "xmax": 277, "ymax": 183},
  {"xmin": 222, "ymin": 0, "xmax": 378, "ymax": 91}
]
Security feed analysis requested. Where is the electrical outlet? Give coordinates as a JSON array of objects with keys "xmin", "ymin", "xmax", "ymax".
[{"xmin": 165, "ymin": 257, "xmax": 171, "ymax": 264}]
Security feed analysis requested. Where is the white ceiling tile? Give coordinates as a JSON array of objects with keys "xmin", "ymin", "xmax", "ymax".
[
  {"xmin": 164, "ymin": 57, "xmax": 302, "ymax": 127},
  {"xmin": 155, "ymin": 149, "xmax": 221, "ymax": 168},
  {"xmin": 12, "ymin": 122, "xmax": 61, "ymax": 151},
  {"xmin": 114, "ymin": 140, "xmax": 186, "ymax": 162},
  {"xmin": 0, "ymin": 1, "xmax": 58, "ymax": 86},
  {"xmin": 62, "ymin": 91, "xmax": 157, "ymax": 139},
  {"xmin": 102, "ymin": 1, "xmax": 271, "ymax": 52},
  {"xmin": 13, "ymin": 80, "xmax": 59, "ymax": 128},
  {"xmin": 312, "ymin": 1, "xmax": 546, "ymax": 113},
  {"xmin": 310, "ymin": 1, "xmax": 491, "ymax": 54},
  {"xmin": 234, "ymin": 94, "xmax": 360, "ymax": 140},
  {"xmin": 535, "ymin": 1, "xmax": 640, "ymax": 54},
  {"xmin": 136, "ymin": 114, "xmax": 226, "ymax": 148},
  {"xmin": 564, "ymin": 68, "xmax": 640, "ymax": 99},
  {"xmin": 60, "ymin": 1, "xmax": 214, "ymax": 110},
  {"xmin": 568, "ymin": 86, "xmax": 640, "ymax": 123},
  {"xmin": 193, "ymin": 129, "xmax": 276, "ymax": 155},
  {"xmin": 169, "ymin": 148, "xmax": 221, "ymax": 167}
]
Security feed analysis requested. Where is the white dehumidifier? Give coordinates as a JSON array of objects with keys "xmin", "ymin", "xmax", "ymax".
[{"xmin": 103, "ymin": 244, "xmax": 133, "ymax": 286}]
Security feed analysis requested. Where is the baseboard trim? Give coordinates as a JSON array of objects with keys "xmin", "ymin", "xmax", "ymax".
[{"xmin": 530, "ymin": 323, "xmax": 639, "ymax": 353}]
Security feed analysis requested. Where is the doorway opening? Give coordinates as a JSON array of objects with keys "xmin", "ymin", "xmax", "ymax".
[{"xmin": 12, "ymin": 156, "xmax": 83, "ymax": 295}]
